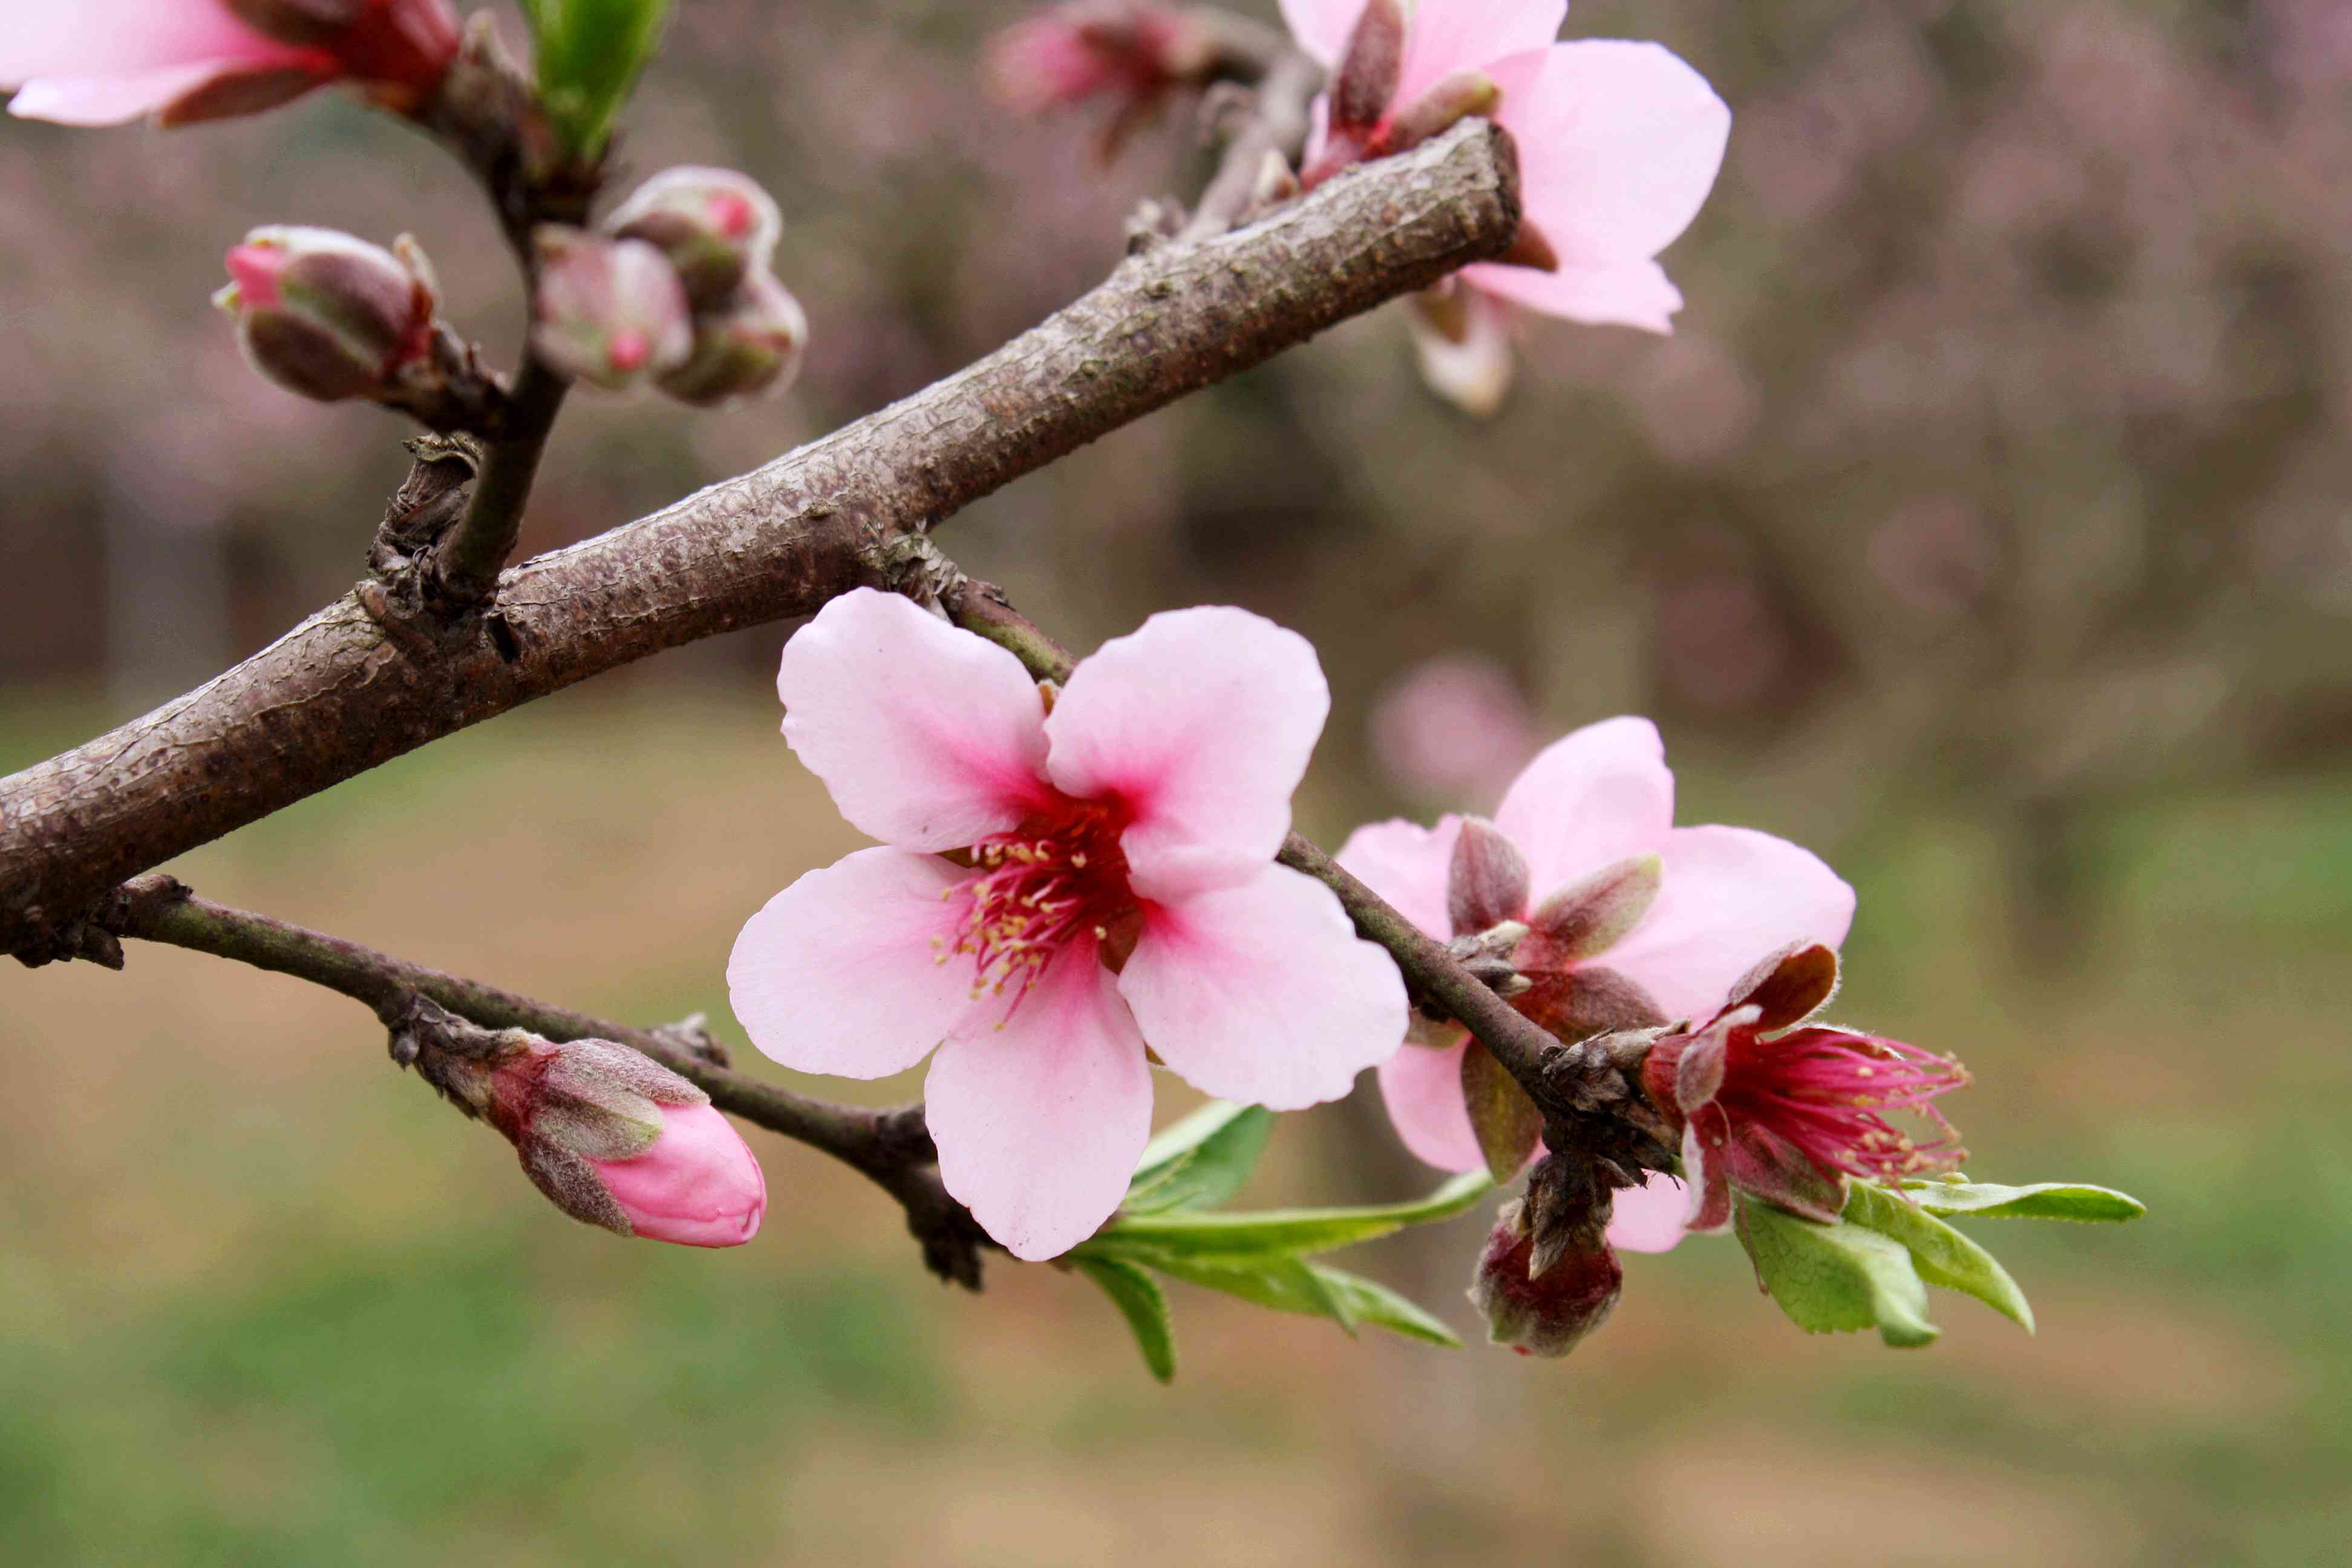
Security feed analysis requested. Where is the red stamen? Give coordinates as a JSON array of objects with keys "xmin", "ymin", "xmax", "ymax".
[
  {"xmin": 937, "ymin": 795, "xmax": 1137, "ymax": 1008},
  {"xmin": 1718, "ymin": 1024, "xmax": 1971, "ymax": 1183}
]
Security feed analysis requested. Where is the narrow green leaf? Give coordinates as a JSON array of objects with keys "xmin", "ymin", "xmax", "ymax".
[
  {"xmin": 1844, "ymin": 1183, "xmax": 2034, "ymax": 1332},
  {"xmin": 523, "ymin": 0, "xmax": 676, "ymax": 158},
  {"xmin": 1309, "ymin": 1266, "xmax": 1463, "ymax": 1348},
  {"xmin": 1901, "ymin": 1178, "xmax": 2147, "ymax": 1223},
  {"xmin": 1123, "ymin": 1103, "xmax": 1276, "ymax": 1215},
  {"xmin": 1073, "ymin": 1256, "xmax": 1177, "ymax": 1383},
  {"xmin": 1142, "ymin": 1253, "xmax": 1357, "ymax": 1334},
  {"xmin": 1736, "ymin": 1194, "xmax": 1940, "ymax": 1348},
  {"xmin": 1085, "ymin": 1171, "xmax": 1493, "ymax": 1263}
]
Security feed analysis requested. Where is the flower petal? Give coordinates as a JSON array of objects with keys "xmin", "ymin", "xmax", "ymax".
[
  {"xmin": 9, "ymin": 64, "xmax": 233, "ymax": 124},
  {"xmin": 1464, "ymin": 257, "xmax": 1687, "ymax": 333},
  {"xmin": 926, "ymin": 945, "xmax": 1154, "ymax": 1260},
  {"xmin": 1492, "ymin": 716, "xmax": 1674, "ymax": 900},
  {"xmin": 1120, "ymin": 866, "xmax": 1408, "ymax": 1111},
  {"xmin": 1279, "ymin": 0, "xmax": 1371, "ymax": 65},
  {"xmin": 1606, "ymin": 1173, "xmax": 1690, "ymax": 1254},
  {"xmin": 1045, "ymin": 607, "xmax": 1328, "ymax": 900},
  {"xmin": 1605, "ymin": 825, "xmax": 1856, "ymax": 1024},
  {"xmin": 1395, "ymin": 0, "xmax": 1567, "ymax": 108},
  {"xmin": 727, "ymin": 847, "xmax": 980, "ymax": 1079},
  {"xmin": 777, "ymin": 587, "xmax": 1049, "ymax": 852},
  {"xmin": 1, "ymin": 3, "xmax": 302, "ymax": 81},
  {"xmin": 590, "ymin": 1103, "xmax": 768, "ymax": 1248},
  {"xmin": 1492, "ymin": 41, "xmax": 1731, "ymax": 268},
  {"xmin": 1334, "ymin": 815, "xmax": 1462, "ymax": 942},
  {"xmin": 1682, "ymin": 1111, "xmax": 1734, "ymax": 1233},
  {"xmin": 1375, "ymin": 1031, "xmax": 1484, "ymax": 1172}
]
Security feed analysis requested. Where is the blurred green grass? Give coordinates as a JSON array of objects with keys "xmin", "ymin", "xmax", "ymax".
[{"xmin": 2, "ymin": 689, "xmax": 2344, "ymax": 1565}]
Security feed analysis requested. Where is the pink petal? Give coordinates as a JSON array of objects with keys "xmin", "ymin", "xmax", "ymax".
[
  {"xmin": 1605, "ymin": 1172, "xmax": 1691, "ymax": 1254},
  {"xmin": 1278, "ymin": 0, "xmax": 1371, "ymax": 64},
  {"xmin": 1333, "ymin": 815, "xmax": 1463, "ymax": 941},
  {"xmin": 8, "ymin": 64, "xmax": 235, "ymax": 124},
  {"xmin": 727, "ymin": 847, "xmax": 981, "ymax": 1080},
  {"xmin": 1045, "ymin": 607, "xmax": 1328, "ymax": 900},
  {"xmin": 777, "ymin": 587, "xmax": 1050, "ymax": 853},
  {"xmin": 1464, "ymin": 256, "xmax": 1688, "ymax": 333},
  {"xmin": 926, "ymin": 945, "xmax": 1154, "ymax": 1260},
  {"xmin": 1396, "ymin": 0, "xmax": 1567, "ymax": 108},
  {"xmin": 1604, "ymin": 825, "xmax": 1856, "ymax": 1024},
  {"xmin": 1375, "ymin": 1031, "xmax": 1484, "ymax": 1172},
  {"xmin": 1120, "ymin": 866, "xmax": 1408, "ymax": 1111},
  {"xmin": 591, "ymin": 1102, "xmax": 768, "ymax": 1248},
  {"xmin": 1682, "ymin": 1112, "xmax": 1734, "ymax": 1233},
  {"xmin": 1, "ymin": 2, "xmax": 300, "ymax": 81},
  {"xmin": 1492, "ymin": 41, "xmax": 1731, "ymax": 269},
  {"xmin": 1492, "ymin": 716, "xmax": 1674, "ymax": 900}
]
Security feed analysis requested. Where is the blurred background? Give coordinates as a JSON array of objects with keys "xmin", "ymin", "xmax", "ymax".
[{"xmin": 4, "ymin": 1, "xmax": 2349, "ymax": 1562}]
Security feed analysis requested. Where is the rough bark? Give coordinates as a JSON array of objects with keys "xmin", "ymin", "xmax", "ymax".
[{"xmin": 1, "ymin": 122, "xmax": 1520, "ymax": 958}]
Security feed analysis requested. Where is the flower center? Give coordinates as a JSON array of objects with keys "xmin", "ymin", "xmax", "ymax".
[
  {"xmin": 1725, "ymin": 1027, "xmax": 1971, "ymax": 1182},
  {"xmin": 938, "ymin": 796, "xmax": 1138, "ymax": 1007}
]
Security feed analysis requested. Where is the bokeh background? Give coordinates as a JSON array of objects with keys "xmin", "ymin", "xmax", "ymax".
[{"xmin": 5, "ymin": 1, "xmax": 2350, "ymax": 1562}]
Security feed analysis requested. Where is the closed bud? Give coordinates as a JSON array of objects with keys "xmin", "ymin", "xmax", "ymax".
[
  {"xmin": 1469, "ymin": 1192, "xmax": 1622, "ymax": 1359},
  {"xmin": 659, "ymin": 270, "xmax": 809, "ymax": 408},
  {"xmin": 214, "ymin": 225, "xmax": 435, "ymax": 402},
  {"xmin": 604, "ymin": 166, "xmax": 784, "ymax": 310},
  {"xmin": 417, "ymin": 1018, "xmax": 768, "ymax": 1247},
  {"xmin": 530, "ymin": 228, "xmax": 694, "ymax": 391}
]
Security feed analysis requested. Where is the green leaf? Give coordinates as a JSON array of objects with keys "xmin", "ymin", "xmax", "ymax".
[
  {"xmin": 1143, "ymin": 1253, "xmax": 1357, "ymax": 1333},
  {"xmin": 1073, "ymin": 1256, "xmax": 1177, "ymax": 1383},
  {"xmin": 1083, "ymin": 1171, "xmax": 1492, "ymax": 1263},
  {"xmin": 1901, "ymin": 1178, "xmax": 2147, "ymax": 1223},
  {"xmin": 1844, "ymin": 1183, "xmax": 2034, "ymax": 1332},
  {"xmin": 1736, "ymin": 1194, "xmax": 1940, "ymax": 1348},
  {"xmin": 520, "ymin": 0, "xmax": 675, "ymax": 158},
  {"xmin": 1123, "ymin": 1103, "xmax": 1275, "ymax": 1215},
  {"xmin": 1309, "ymin": 1266, "xmax": 1463, "ymax": 1348}
]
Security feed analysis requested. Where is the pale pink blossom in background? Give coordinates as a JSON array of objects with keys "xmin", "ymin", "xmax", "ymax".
[
  {"xmin": 730, "ymin": 589, "xmax": 1406, "ymax": 1261},
  {"xmin": 1281, "ymin": 0, "xmax": 1731, "ymax": 332},
  {"xmin": 1334, "ymin": 716, "xmax": 1853, "ymax": 1253},
  {"xmin": 1367, "ymin": 651, "xmax": 1540, "ymax": 812},
  {"xmin": 2, "ymin": 0, "xmax": 459, "ymax": 128}
]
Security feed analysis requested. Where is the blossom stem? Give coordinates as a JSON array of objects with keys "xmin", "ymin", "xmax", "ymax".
[{"xmin": 108, "ymin": 874, "xmax": 990, "ymax": 1287}]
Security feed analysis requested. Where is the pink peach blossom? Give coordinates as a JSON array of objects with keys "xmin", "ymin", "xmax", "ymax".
[
  {"xmin": 729, "ymin": 589, "xmax": 1407, "ymax": 1261},
  {"xmin": 1334, "ymin": 716, "xmax": 1853, "ymax": 1253},
  {"xmin": 591, "ymin": 1100, "xmax": 771, "ymax": 1249},
  {"xmin": 1281, "ymin": 0, "xmax": 1730, "ymax": 332},
  {"xmin": 3, "ymin": 0, "xmax": 459, "ymax": 128}
]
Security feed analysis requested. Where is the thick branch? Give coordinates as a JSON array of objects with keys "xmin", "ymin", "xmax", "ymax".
[
  {"xmin": 1, "ymin": 120, "xmax": 1520, "ymax": 959},
  {"xmin": 109, "ymin": 874, "xmax": 987, "ymax": 1285},
  {"xmin": 940, "ymin": 577, "xmax": 1560, "ymax": 1101}
]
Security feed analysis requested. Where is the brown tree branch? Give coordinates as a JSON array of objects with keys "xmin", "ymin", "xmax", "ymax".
[
  {"xmin": 106, "ymin": 874, "xmax": 989, "ymax": 1286},
  {"xmin": 1, "ymin": 119, "xmax": 1521, "ymax": 960}
]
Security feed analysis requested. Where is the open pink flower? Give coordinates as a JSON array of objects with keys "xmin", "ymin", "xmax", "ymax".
[
  {"xmin": 729, "ymin": 589, "xmax": 1407, "ymax": 1261},
  {"xmin": 1281, "ymin": 0, "xmax": 1730, "ymax": 332},
  {"xmin": 1334, "ymin": 716, "xmax": 1852, "ymax": 1252},
  {"xmin": 3, "ymin": 0, "xmax": 459, "ymax": 128}
]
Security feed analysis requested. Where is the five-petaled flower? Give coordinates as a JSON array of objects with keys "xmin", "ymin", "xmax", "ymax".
[
  {"xmin": 2, "ymin": 0, "xmax": 460, "ymax": 128},
  {"xmin": 1279, "ymin": 0, "xmax": 1731, "ymax": 333},
  {"xmin": 728, "ymin": 589, "xmax": 1407, "ymax": 1261},
  {"xmin": 1639, "ymin": 942, "xmax": 1973, "ymax": 1233},
  {"xmin": 1335, "ymin": 716, "xmax": 1854, "ymax": 1252}
]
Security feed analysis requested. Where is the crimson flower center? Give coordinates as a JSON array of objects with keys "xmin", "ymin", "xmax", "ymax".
[
  {"xmin": 1719, "ymin": 1027, "xmax": 1971, "ymax": 1183},
  {"xmin": 939, "ymin": 795, "xmax": 1138, "ymax": 1006}
]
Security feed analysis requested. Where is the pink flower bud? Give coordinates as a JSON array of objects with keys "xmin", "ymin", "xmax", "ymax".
[
  {"xmin": 1468, "ymin": 1195, "xmax": 1621, "ymax": 1359},
  {"xmin": 984, "ymin": 2, "xmax": 1214, "ymax": 117},
  {"xmin": 530, "ymin": 228, "xmax": 694, "ymax": 392},
  {"xmin": 213, "ymin": 225, "xmax": 436, "ymax": 402},
  {"xmin": 659, "ymin": 270, "xmax": 809, "ymax": 409},
  {"xmin": 585, "ymin": 1100, "xmax": 770, "ymax": 1248},
  {"xmin": 604, "ymin": 166, "xmax": 784, "ymax": 311}
]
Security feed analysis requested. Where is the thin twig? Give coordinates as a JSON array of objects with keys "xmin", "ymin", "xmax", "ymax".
[
  {"xmin": 430, "ymin": 357, "xmax": 568, "ymax": 607},
  {"xmin": 110, "ymin": 874, "xmax": 990, "ymax": 1287},
  {"xmin": 1181, "ymin": 46, "xmax": 1324, "ymax": 243}
]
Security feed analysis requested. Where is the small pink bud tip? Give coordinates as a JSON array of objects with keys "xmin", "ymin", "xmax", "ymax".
[
  {"xmin": 708, "ymin": 191, "xmax": 757, "ymax": 240},
  {"xmin": 608, "ymin": 328, "xmax": 652, "ymax": 373},
  {"xmin": 223, "ymin": 244, "xmax": 288, "ymax": 310},
  {"xmin": 591, "ymin": 1102, "xmax": 769, "ymax": 1248}
]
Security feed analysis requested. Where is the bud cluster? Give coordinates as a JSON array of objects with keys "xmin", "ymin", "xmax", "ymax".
[
  {"xmin": 532, "ymin": 167, "xmax": 808, "ymax": 407},
  {"xmin": 394, "ymin": 999, "xmax": 767, "ymax": 1248}
]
